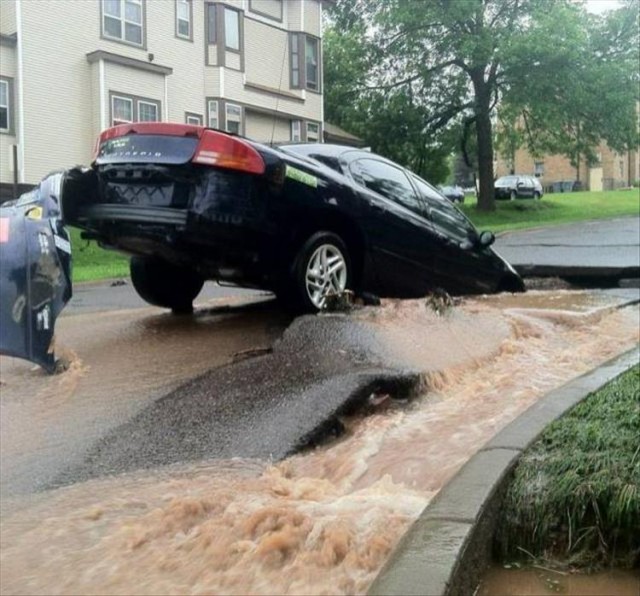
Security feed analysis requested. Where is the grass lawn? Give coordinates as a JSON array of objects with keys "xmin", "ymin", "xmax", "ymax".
[
  {"xmin": 461, "ymin": 188, "xmax": 639, "ymax": 233},
  {"xmin": 70, "ymin": 189, "xmax": 639, "ymax": 283},
  {"xmin": 496, "ymin": 364, "xmax": 640, "ymax": 570},
  {"xmin": 70, "ymin": 227, "xmax": 129, "ymax": 283}
]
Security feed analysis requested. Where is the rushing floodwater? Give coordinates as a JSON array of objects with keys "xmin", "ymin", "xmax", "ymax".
[{"xmin": 1, "ymin": 291, "xmax": 638, "ymax": 595}]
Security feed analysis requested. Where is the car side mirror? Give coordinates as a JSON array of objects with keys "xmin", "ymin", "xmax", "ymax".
[{"xmin": 478, "ymin": 230, "xmax": 495, "ymax": 247}]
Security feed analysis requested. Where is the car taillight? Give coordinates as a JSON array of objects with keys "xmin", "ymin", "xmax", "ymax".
[
  {"xmin": 192, "ymin": 130, "xmax": 265, "ymax": 175},
  {"xmin": 93, "ymin": 123, "xmax": 204, "ymax": 162}
]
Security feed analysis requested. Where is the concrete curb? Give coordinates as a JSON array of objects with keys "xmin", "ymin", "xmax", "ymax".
[
  {"xmin": 514, "ymin": 264, "xmax": 640, "ymax": 280},
  {"xmin": 368, "ymin": 344, "xmax": 640, "ymax": 596}
]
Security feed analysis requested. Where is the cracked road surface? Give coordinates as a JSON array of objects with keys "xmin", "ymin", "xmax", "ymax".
[{"xmin": 0, "ymin": 285, "xmax": 289, "ymax": 503}]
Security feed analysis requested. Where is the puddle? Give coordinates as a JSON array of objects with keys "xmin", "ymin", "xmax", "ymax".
[
  {"xmin": 478, "ymin": 566, "xmax": 640, "ymax": 595},
  {"xmin": 1, "ymin": 291, "xmax": 638, "ymax": 595}
]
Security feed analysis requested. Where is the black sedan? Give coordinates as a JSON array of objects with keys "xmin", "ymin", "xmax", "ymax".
[{"xmin": 1, "ymin": 123, "xmax": 523, "ymax": 368}]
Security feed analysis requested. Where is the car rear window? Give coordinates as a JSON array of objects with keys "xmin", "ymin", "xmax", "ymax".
[{"xmin": 96, "ymin": 135, "xmax": 199, "ymax": 165}]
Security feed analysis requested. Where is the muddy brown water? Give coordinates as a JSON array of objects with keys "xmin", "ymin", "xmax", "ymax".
[
  {"xmin": 0, "ymin": 296, "xmax": 288, "ymax": 499},
  {"xmin": 1, "ymin": 291, "xmax": 638, "ymax": 595},
  {"xmin": 478, "ymin": 566, "xmax": 640, "ymax": 596}
]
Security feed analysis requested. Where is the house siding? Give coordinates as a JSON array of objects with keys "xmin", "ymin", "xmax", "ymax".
[
  {"xmin": 249, "ymin": 0, "xmax": 283, "ymax": 22},
  {"xmin": 0, "ymin": 0, "xmax": 16, "ymax": 35},
  {"xmin": 304, "ymin": 0, "xmax": 321, "ymax": 36},
  {"xmin": 0, "ymin": 45, "xmax": 17, "ymax": 184},
  {"xmin": 1, "ymin": 0, "xmax": 324, "ymax": 186},
  {"xmin": 244, "ymin": 109, "xmax": 289, "ymax": 142},
  {"xmin": 287, "ymin": 0, "xmax": 302, "ymax": 30}
]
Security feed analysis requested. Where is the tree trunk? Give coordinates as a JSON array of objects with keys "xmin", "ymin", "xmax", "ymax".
[{"xmin": 473, "ymin": 78, "xmax": 495, "ymax": 212}]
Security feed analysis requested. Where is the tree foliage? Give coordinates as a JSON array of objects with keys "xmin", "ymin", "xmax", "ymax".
[
  {"xmin": 323, "ymin": 0, "xmax": 639, "ymax": 211},
  {"xmin": 500, "ymin": 1, "xmax": 639, "ymax": 178},
  {"xmin": 323, "ymin": 23, "xmax": 452, "ymax": 183}
]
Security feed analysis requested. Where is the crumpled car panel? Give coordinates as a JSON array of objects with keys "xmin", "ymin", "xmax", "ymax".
[{"xmin": 0, "ymin": 173, "xmax": 72, "ymax": 372}]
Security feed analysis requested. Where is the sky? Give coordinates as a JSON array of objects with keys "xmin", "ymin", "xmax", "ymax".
[{"xmin": 585, "ymin": 0, "xmax": 623, "ymax": 14}]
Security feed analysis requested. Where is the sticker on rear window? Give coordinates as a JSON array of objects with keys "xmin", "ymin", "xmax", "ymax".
[{"xmin": 285, "ymin": 165, "xmax": 318, "ymax": 188}]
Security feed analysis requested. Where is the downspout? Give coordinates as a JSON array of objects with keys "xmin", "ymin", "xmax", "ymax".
[
  {"xmin": 98, "ymin": 58, "xmax": 106, "ymax": 130},
  {"xmin": 163, "ymin": 74, "xmax": 169, "ymax": 121},
  {"xmin": 319, "ymin": 0, "xmax": 324, "ymax": 141},
  {"xmin": 15, "ymin": 0, "xmax": 26, "ymax": 183}
]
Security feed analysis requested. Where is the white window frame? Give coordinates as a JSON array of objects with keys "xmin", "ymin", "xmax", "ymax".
[
  {"xmin": 111, "ymin": 95, "xmax": 133, "ymax": 126},
  {"xmin": 137, "ymin": 100, "xmax": 158, "ymax": 122},
  {"xmin": 0, "ymin": 80, "xmax": 9, "ymax": 133},
  {"xmin": 306, "ymin": 122, "xmax": 319, "ymax": 143},
  {"xmin": 305, "ymin": 37, "xmax": 319, "ymax": 91},
  {"xmin": 176, "ymin": 0, "xmax": 191, "ymax": 39},
  {"xmin": 102, "ymin": 0, "xmax": 144, "ymax": 47},
  {"xmin": 224, "ymin": 7, "xmax": 241, "ymax": 52},
  {"xmin": 225, "ymin": 103, "xmax": 242, "ymax": 135},
  {"xmin": 291, "ymin": 120, "xmax": 301, "ymax": 142},
  {"xmin": 208, "ymin": 100, "xmax": 219, "ymax": 129},
  {"xmin": 290, "ymin": 34, "xmax": 300, "ymax": 88},
  {"xmin": 186, "ymin": 113, "xmax": 203, "ymax": 126}
]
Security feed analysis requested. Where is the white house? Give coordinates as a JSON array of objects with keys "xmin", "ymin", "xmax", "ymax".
[{"xmin": 0, "ymin": 0, "xmax": 327, "ymax": 196}]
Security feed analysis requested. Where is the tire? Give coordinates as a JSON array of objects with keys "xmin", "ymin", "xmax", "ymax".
[
  {"xmin": 130, "ymin": 256, "xmax": 204, "ymax": 314},
  {"xmin": 510, "ymin": 190, "xmax": 517, "ymax": 201},
  {"xmin": 287, "ymin": 231, "xmax": 352, "ymax": 313},
  {"xmin": 534, "ymin": 191, "xmax": 541, "ymax": 200}
]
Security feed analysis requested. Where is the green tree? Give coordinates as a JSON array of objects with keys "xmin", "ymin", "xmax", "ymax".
[
  {"xmin": 323, "ymin": 10, "xmax": 454, "ymax": 183},
  {"xmin": 501, "ymin": 1, "xmax": 640, "ymax": 181},
  {"xmin": 324, "ymin": 0, "xmax": 639, "ymax": 211}
]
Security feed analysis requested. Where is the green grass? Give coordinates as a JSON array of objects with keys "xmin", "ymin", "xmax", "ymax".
[
  {"xmin": 70, "ymin": 227, "xmax": 129, "ymax": 283},
  {"xmin": 69, "ymin": 189, "xmax": 639, "ymax": 283},
  {"xmin": 495, "ymin": 365, "xmax": 640, "ymax": 570},
  {"xmin": 461, "ymin": 188, "xmax": 640, "ymax": 233}
]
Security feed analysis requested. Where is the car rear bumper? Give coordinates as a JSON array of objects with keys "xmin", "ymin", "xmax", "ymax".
[{"xmin": 76, "ymin": 204, "xmax": 188, "ymax": 226}]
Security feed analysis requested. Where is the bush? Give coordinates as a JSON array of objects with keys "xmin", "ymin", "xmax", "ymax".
[{"xmin": 495, "ymin": 365, "xmax": 640, "ymax": 570}]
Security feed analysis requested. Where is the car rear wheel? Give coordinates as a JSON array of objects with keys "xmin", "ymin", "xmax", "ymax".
[
  {"xmin": 130, "ymin": 256, "xmax": 204, "ymax": 314},
  {"xmin": 510, "ymin": 190, "xmax": 517, "ymax": 200},
  {"xmin": 287, "ymin": 232, "xmax": 352, "ymax": 312}
]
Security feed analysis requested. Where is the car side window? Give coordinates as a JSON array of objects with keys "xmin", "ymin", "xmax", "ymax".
[
  {"xmin": 309, "ymin": 153, "xmax": 343, "ymax": 174},
  {"xmin": 411, "ymin": 175, "xmax": 476, "ymax": 242},
  {"xmin": 350, "ymin": 159, "xmax": 425, "ymax": 216}
]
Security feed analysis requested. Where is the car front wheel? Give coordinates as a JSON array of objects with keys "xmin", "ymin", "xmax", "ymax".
[
  {"xmin": 289, "ymin": 231, "xmax": 352, "ymax": 312},
  {"xmin": 130, "ymin": 256, "xmax": 204, "ymax": 314},
  {"xmin": 534, "ymin": 191, "xmax": 541, "ymax": 200}
]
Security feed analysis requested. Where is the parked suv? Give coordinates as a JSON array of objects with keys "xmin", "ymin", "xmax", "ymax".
[{"xmin": 495, "ymin": 175, "xmax": 543, "ymax": 200}]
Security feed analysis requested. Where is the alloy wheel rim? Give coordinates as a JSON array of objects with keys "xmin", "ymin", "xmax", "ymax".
[{"xmin": 305, "ymin": 244, "xmax": 348, "ymax": 309}]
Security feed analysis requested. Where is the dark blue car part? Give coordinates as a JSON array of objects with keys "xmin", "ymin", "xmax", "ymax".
[{"xmin": 0, "ymin": 173, "xmax": 72, "ymax": 372}]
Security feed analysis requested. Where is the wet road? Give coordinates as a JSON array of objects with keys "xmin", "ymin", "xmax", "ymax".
[
  {"xmin": 0, "ymin": 289, "xmax": 289, "ymax": 502},
  {"xmin": 495, "ymin": 217, "xmax": 640, "ymax": 277},
  {"xmin": 66, "ymin": 280, "xmax": 267, "ymax": 315},
  {"xmin": 1, "ymin": 290, "xmax": 638, "ymax": 596}
]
